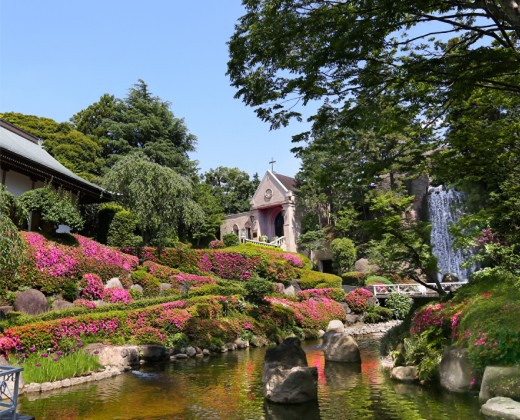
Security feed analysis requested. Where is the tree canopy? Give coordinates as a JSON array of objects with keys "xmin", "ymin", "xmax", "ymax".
[
  {"xmin": 228, "ymin": 0, "xmax": 520, "ymax": 131},
  {"xmin": 102, "ymin": 155, "xmax": 204, "ymax": 245},
  {"xmin": 72, "ymin": 80, "xmax": 198, "ymax": 176}
]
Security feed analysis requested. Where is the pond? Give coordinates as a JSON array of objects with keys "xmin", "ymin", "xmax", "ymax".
[{"xmin": 18, "ymin": 338, "xmax": 483, "ymax": 419}]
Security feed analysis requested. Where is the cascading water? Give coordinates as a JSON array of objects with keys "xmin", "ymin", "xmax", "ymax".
[{"xmin": 428, "ymin": 186, "xmax": 474, "ymax": 281}]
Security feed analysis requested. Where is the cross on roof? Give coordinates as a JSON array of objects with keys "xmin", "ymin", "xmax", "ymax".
[{"xmin": 269, "ymin": 157, "xmax": 276, "ymax": 172}]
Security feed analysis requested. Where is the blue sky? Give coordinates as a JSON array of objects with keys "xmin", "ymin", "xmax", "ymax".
[{"xmin": 0, "ymin": 1, "xmax": 308, "ymax": 178}]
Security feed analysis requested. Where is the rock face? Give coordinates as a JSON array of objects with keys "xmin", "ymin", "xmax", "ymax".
[
  {"xmin": 14, "ymin": 289, "xmax": 48, "ymax": 315},
  {"xmin": 321, "ymin": 332, "xmax": 361, "ymax": 362},
  {"xmin": 263, "ymin": 338, "xmax": 318, "ymax": 403},
  {"xmin": 52, "ymin": 299, "xmax": 74, "ymax": 311},
  {"xmin": 439, "ymin": 347, "xmax": 475, "ymax": 392},
  {"xmin": 391, "ymin": 366, "xmax": 419, "ymax": 382},
  {"xmin": 85, "ymin": 344, "xmax": 140, "ymax": 369},
  {"xmin": 480, "ymin": 366, "xmax": 520, "ymax": 403},
  {"xmin": 354, "ymin": 258, "xmax": 379, "ymax": 273},
  {"xmin": 327, "ymin": 320, "xmax": 345, "ymax": 333},
  {"xmin": 481, "ymin": 397, "xmax": 520, "ymax": 419},
  {"xmin": 105, "ymin": 277, "xmax": 123, "ymax": 289},
  {"xmin": 130, "ymin": 284, "xmax": 143, "ymax": 294}
]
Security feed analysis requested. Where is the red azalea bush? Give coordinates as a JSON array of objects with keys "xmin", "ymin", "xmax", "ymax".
[{"xmin": 344, "ymin": 288, "xmax": 373, "ymax": 313}]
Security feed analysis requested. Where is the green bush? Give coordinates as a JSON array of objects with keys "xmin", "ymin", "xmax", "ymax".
[
  {"xmin": 97, "ymin": 202, "xmax": 125, "ymax": 244},
  {"xmin": 244, "ymin": 276, "xmax": 275, "ymax": 304},
  {"xmin": 385, "ymin": 293, "xmax": 413, "ymax": 320},
  {"xmin": 18, "ymin": 186, "xmax": 84, "ymax": 231},
  {"xmin": 341, "ymin": 271, "xmax": 368, "ymax": 286},
  {"xmin": 222, "ymin": 233, "xmax": 240, "ymax": 247},
  {"xmin": 297, "ymin": 270, "xmax": 342, "ymax": 290},
  {"xmin": 364, "ymin": 305, "xmax": 393, "ymax": 323},
  {"xmin": 330, "ymin": 237, "xmax": 357, "ymax": 273},
  {"xmin": 366, "ymin": 275, "xmax": 393, "ymax": 285},
  {"xmin": 188, "ymin": 283, "xmax": 245, "ymax": 297},
  {"xmin": 0, "ymin": 215, "xmax": 26, "ymax": 298},
  {"xmin": 107, "ymin": 210, "xmax": 141, "ymax": 247},
  {"xmin": 131, "ymin": 270, "xmax": 161, "ymax": 297}
]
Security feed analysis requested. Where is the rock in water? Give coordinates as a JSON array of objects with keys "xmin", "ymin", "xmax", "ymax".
[
  {"xmin": 439, "ymin": 346, "xmax": 476, "ymax": 392},
  {"xmin": 321, "ymin": 332, "xmax": 361, "ymax": 362},
  {"xmin": 263, "ymin": 338, "xmax": 318, "ymax": 403},
  {"xmin": 481, "ymin": 397, "xmax": 520, "ymax": 420}
]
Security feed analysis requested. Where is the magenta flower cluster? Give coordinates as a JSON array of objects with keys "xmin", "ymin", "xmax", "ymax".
[
  {"xmin": 23, "ymin": 232, "xmax": 78, "ymax": 277},
  {"xmin": 74, "ymin": 234, "xmax": 138, "ymax": 272},
  {"xmin": 173, "ymin": 273, "xmax": 216, "ymax": 286},
  {"xmin": 344, "ymin": 288, "xmax": 373, "ymax": 314},
  {"xmin": 410, "ymin": 303, "xmax": 446, "ymax": 336},
  {"xmin": 209, "ymin": 240, "xmax": 225, "ymax": 249},
  {"xmin": 198, "ymin": 252, "xmax": 261, "ymax": 281},
  {"xmin": 280, "ymin": 253, "xmax": 304, "ymax": 268},
  {"xmin": 73, "ymin": 299, "xmax": 97, "ymax": 309},
  {"xmin": 80, "ymin": 274, "xmax": 104, "ymax": 300},
  {"xmin": 474, "ymin": 228, "xmax": 501, "ymax": 247},
  {"xmin": 298, "ymin": 288, "xmax": 337, "ymax": 300},
  {"xmin": 103, "ymin": 288, "xmax": 133, "ymax": 304}
]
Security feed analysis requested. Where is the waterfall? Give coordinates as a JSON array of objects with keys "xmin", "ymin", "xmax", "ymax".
[{"xmin": 428, "ymin": 186, "xmax": 474, "ymax": 281}]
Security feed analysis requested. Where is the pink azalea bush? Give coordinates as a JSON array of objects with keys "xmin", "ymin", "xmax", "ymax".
[
  {"xmin": 143, "ymin": 261, "xmax": 180, "ymax": 283},
  {"xmin": 73, "ymin": 299, "xmax": 97, "ymax": 309},
  {"xmin": 280, "ymin": 253, "xmax": 304, "ymax": 268},
  {"xmin": 79, "ymin": 274, "xmax": 104, "ymax": 300},
  {"xmin": 209, "ymin": 240, "xmax": 225, "ymax": 249},
  {"xmin": 344, "ymin": 288, "xmax": 373, "ymax": 313},
  {"xmin": 103, "ymin": 288, "xmax": 133, "ymax": 304},
  {"xmin": 297, "ymin": 288, "xmax": 346, "ymax": 302},
  {"xmin": 198, "ymin": 251, "xmax": 262, "ymax": 281},
  {"xmin": 173, "ymin": 273, "xmax": 216, "ymax": 288},
  {"xmin": 410, "ymin": 302, "xmax": 448, "ymax": 336}
]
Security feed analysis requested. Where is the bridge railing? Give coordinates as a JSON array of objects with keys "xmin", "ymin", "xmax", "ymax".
[
  {"xmin": 0, "ymin": 365, "xmax": 23, "ymax": 419},
  {"xmin": 365, "ymin": 281, "xmax": 467, "ymax": 297},
  {"xmin": 241, "ymin": 236, "xmax": 286, "ymax": 249}
]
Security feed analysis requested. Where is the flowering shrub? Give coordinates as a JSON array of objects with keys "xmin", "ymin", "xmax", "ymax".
[
  {"xmin": 131, "ymin": 270, "xmax": 161, "ymax": 296},
  {"xmin": 474, "ymin": 228, "xmax": 501, "ymax": 247},
  {"xmin": 297, "ymin": 288, "xmax": 346, "ymax": 302},
  {"xmin": 103, "ymin": 288, "xmax": 133, "ymax": 304},
  {"xmin": 79, "ymin": 274, "xmax": 104, "ymax": 300},
  {"xmin": 280, "ymin": 253, "xmax": 304, "ymax": 268},
  {"xmin": 410, "ymin": 303, "xmax": 447, "ymax": 336},
  {"xmin": 122, "ymin": 245, "xmax": 200, "ymax": 273},
  {"xmin": 209, "ymin": 240, "xmax": 225, "ymax": 249},
  {"xmin": 264, "ymin": 297, "xmax": 346, "ymax": 330},
  {"xmin": 73, "ymin": 299, "xmax": 97, "ymax": 309},
  {"xmin": 344, "ymin": 288, "xmax": 373, "ymax": 314},
  {"xmin": 132, "ymin": 327, "xmax": 165, "ymax": 344},
  {"xmin": 197, "ymin": 251, "xmax": 262, "ymax": 281},
  {"xmin": 143, "ymin": 261, "xmax": 180, "ymax": 283},
  {"xmin": 173, "ymin": 273, "xmax": 216, "ymax": 288}
]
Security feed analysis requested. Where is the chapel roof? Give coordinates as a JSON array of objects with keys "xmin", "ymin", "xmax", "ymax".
[
  {"xmin": 0, "ymin": 119, "xmax": 108, "ymax": 203},
  {"xmin": 273, "ymin": 173, "xmax": 296, "ymax": 192}
]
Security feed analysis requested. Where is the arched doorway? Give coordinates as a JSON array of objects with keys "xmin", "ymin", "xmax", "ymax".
[{"xmin": 274, "ymin": 211, "xmax": 284, "ymax": 238}]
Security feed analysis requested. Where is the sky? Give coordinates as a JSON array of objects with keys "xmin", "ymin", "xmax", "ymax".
[{"xmin": 0, "ymin": 1, "xmax": 309, "ymax": 178}]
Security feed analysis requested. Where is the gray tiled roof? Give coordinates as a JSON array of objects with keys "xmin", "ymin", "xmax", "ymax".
[
  {"xmin": 273, "ymin": 173, "xmax": 296, "ymax": 192},
  {"xmin": 0, "ymin": 123, "xmax": 104, "ymax": 193}
]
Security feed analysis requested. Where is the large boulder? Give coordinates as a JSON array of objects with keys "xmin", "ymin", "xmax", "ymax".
[
  {"xmin": 52, "ymin": 299, "xmax": 74, "ymax": 311},
  {"xmin": 391, "ymin": 366, "xmax": 419, "ymax": 382},
  {"xmin": 354, "ymin": 258, "xmax": 379, "ymax": 273},
  {"xmin": 326, "ymin": 320, "xmax": 345, "ymax": 333},
  {"xmin": 321, "ymin": 332, "xmax": 361, "ymax": 363},
  {"xmin": 14, "ymin": 289, "xmax": 48, "ymax": 315},
  {"xmin": 105, "ymin": 277, "xmax": 123, "ymax": 289},
  {"xmin": 480, "ymin": 366, "xmax": 520, "ymax": 403},
  {"xmin": 85, "ymin": 344, "xmax": 139, "ymax": 369},
  {"xmin": 439, "ymin": 346, "xmax": 476, "ymax": 392},
  {"xmin": 263, "ymin": 338, "xmax": 318, "ymax": 403},
  {"xmin": 481, "ymin": 397, "xmax": 520, "ymax": 419}
]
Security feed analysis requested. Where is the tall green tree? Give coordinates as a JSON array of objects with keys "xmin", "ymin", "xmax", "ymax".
[
  {"xmin": 0, "ymin": 112, "xmax": 104, "ymax": 182},
  {"xmin": 204, "ymin": 166, "xmax": 260, "ymax": 214},
  {"xmin": 72, "ymin": 80, "xmax": 198, "ymax": 176},
  {"xmin": 102, "ymin": 155, "xmax": 204, "ymax": 245}
]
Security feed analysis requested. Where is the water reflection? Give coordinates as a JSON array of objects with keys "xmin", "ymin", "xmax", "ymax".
[{"xmin": 19, "ymin": 338, "xmax": 482, "ymax": 419}]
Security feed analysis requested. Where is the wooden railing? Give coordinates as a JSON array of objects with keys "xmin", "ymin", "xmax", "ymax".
[
  {"xmin": 364, "ymin": 282, "xmax": 467, "ymax": 298},
  {"xmin": 241, "ymin": 236, "xmax": 286, "ymax": 249}
]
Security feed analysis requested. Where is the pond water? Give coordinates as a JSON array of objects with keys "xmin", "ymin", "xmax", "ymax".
[{"xmin": 18, "ymin": 339, "xmax": 483, "ymax": 419}]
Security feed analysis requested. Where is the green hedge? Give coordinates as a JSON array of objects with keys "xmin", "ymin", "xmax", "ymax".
[{"xmin": 297, "ymin": 270, "xmax": 342, "ymax": 290}]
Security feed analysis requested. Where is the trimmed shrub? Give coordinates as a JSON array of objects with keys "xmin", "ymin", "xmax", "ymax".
[
  {"xmin": 107, "ymin": 210, "xmax": 141, "ymax": 247},
  {"xmin": 297, "ymin": 270, "xmax": 342, "ymax": 290},
  {"xmin": 385, "ymin": 293, "xmax": 413, "ymax": 320},
  {"xmin": 209, "ymin": 240, "xmax": 225, "ymax": 249},
  {"xmin": 366, "ymin": 275, "xmax": 393, "ymax": 285},
  {"xmin": 341, "ymin": 271, "xmax": 369, "ymax": 286},
  {"xmin": 131, "ymin": 270, "xmax": 161, "ymax": 297},
  {"xmin": 97, "ymin": 202, "xmax": 125, "ymax": 244},
  {"xmin": 222, "ymin": 233, "xmax": 240, "ymax": 247},
  {"xmin": 79, "ymin": 274, "xmax": 104, "ymax": 300},
  {"xmin": 244, "ymin": 276, "xmax": 275, "ymax": 304},
  {"xmin": 298, "ymin": 288, "xmax": 346, "ymax": 302},
  {"xmin": 330, "ymin": 237, "xmax": 357, "ymax": 273},
  {"xmin": 188, "ymin": 283, "xmax": 245, "ymax": 297},
  {"xmin": 364, "ymin": 305, "xmax": 394, "ymax": 323},
  {"xmin": 0, "ymin": 216, "xmax": 26, "ymax": 297}
]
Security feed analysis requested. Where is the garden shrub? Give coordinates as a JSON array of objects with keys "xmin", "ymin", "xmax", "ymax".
[
  {"xmin": 198, "ymin": 250, "xmax": 264, "ymax": 281},
  {"xmin": 131, "ymin": 270, "xmax": 161, "ymax": 297},
  {"xmin": 188, "ymin": 283, "xmax": 245, "ymax": 297},
  {"xmin": 297, "ymin": 270, "xmax": 342, "ymax": 290},
  {"xmin": 107, "ymin": 210, "xmax": 141, "ymax": 247},
  {"xmin": 0, "ymin": 215, "xmax": 26, "ymax": 297},
  {"xmin": 125, "ymin": 245, "xmax": 200, "ymax": 273},
  {"xmin": 61, "ymin": 279, "xmax": 79, "ymax": 302},
  {"xmin": 18, "ymin": 186, "xmax": 84, "ymax": 231},
  {"xmin": 298, "ymin": 288, "xmax": 346, "ymax": 302},
  {"xmin": 330, "ymin": 237, "xmax": 357, "ymax": 273},
  {"xmin": 345, "ymin": 288, "xmax": 373, "ymax": 314},
  {"xmin": 364, "ymin": 306, "xmax": 393, "ymax": 323},
  {"xmin": 97, "ymin": 202, "xmax": 125, "ymax": 244},
  {"xmin": 143, "ymin": 261, "xmax": 180, "ymax": 283},
  {"xmin": 341, "ymin": 271, "xmax": 368, "ymax": 286},
  {"xmin": 209, "ymin": 240, "xmax": 225, "ymax": 249},
  {"xmin": 103, "ymin": 288, "xmax": 133, "ymax": 304},
  {"xmin": 366, "ymin": 275, "xmax": 393, "ymax": 285},
  {"xmin": 222, "ymin": 233, "xmax": 240, "ymax": 247},
  {"xmin": 244, "ymin": 276, "xmax": 275, "ymax": 304},
  {"xmin": 385, "ymin": 293, "xmax": 413, "ymax": 320},
  {"xmin": 79, "ymin": 274, "xmax": 104, "ymax": 300}
]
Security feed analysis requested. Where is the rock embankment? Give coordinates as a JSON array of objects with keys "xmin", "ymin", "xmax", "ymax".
[{"xmin": 342, "ymin": 320, "xmax": 402, "ymax": 336}]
